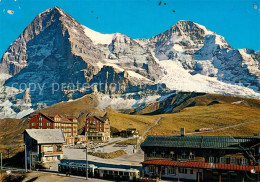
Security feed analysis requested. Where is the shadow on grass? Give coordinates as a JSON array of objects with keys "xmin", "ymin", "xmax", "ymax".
[{"xmin": 3, "ymin": 151, "xmax": 26, "ymax": 169}]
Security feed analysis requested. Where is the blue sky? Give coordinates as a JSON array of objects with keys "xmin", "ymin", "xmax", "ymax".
[{"xmin": 0, "ymin": 0, "xmax": 259, "ymax": 56}]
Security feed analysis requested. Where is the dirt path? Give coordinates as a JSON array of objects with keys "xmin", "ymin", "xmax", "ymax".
[
  {"xmin": 141, "ymin": 116, "xmax": 162, "ymax": 139},
  {"xmin": 186, "ymin": 118, "xmax": 260, "ymax": 135}
]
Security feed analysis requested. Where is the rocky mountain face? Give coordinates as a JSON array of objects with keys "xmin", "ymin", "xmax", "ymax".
[
  {"xmin": 138, "ymin": 20, "xmax": 259, "ymax": 91},
  {"xmin": 0, "ymin": 7, "xmax": 259, "ymax": 119}
]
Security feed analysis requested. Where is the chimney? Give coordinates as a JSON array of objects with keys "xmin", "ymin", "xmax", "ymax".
[{"xmin": 181, "ymin": 128, "xmax": 185, "ymax": 137}]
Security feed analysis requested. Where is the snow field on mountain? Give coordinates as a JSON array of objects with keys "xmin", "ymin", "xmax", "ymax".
[{"xmin": 157, "ymin": 60, "xmax": 260, "ymax": 99}]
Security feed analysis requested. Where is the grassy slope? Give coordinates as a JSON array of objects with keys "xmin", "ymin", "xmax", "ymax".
[
  {"xmin": 147, "ymin": 103, "xmax": 260, "ymax": 136},
  {"xmin": 0, "ymin": 93, "xmax": 259, "ymax": 159},
  {"xmin": 106, "ymin": 108, "xmax": 158, "ymax": 135},
  {"xmin": 0, "ymin": 118, "xmax": 27, "ymax": 158},
  {"xmin": 193, "ymin": 120, "xmax": 260, "ymax": 136}
]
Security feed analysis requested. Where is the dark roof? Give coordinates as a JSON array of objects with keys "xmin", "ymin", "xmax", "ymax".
[
  {"xmin": 142, "ymin": 160, "xmax": 260, "ymax": 172},
  {"xmin": 30, "ymin": 112, "xmax": 75, "ymax": 123},
  {"xmin": 86, "ymin": 113, "xmax": 109, "ymax": 123},
  {"xmin": 141, "ymin": 136, "xmax": 260, "ymax": 150}
]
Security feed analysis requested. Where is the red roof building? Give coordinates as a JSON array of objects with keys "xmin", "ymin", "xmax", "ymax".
[
  {"xmin": 142, "ymin": 160, "xmax": 260, "ymax": 172},
  {"xmin": 28, "ymin": 113, "xmax": 86, "ymax": 145},
  {"xmin": 85, "ymin": 113, "xmax": 110, "ymax": 142}
]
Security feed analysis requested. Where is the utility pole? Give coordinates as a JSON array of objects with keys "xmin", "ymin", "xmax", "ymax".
[
  {"xmin": 136, "ymin": 136, "xmax": 138, "ymax": 150},
  {"xmin": 29, "ymin": 152, "xmax": 32, "ymax": 171},
  {"xmin": 86, "ymin": 144, "xmax": 88, "ymax": 180},
  {"xmin": 0, "ymin": 153, "xmax": 2, "ymax": 170},
  {"xmin": 7, "ymin": 149, "xmax": 10, "ymax": 159},
  {"xmin": 178, "ymin": 167, "xmax": 180, "ymax": 182},
  {"xmin": 24, "ymin": 144, "xmax": 27, "ymax": 172}
]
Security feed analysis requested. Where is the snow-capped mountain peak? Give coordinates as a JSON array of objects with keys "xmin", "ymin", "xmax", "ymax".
[{"xmin": 0, "ymin": 7, "xmax": 259, "ymax": 119}]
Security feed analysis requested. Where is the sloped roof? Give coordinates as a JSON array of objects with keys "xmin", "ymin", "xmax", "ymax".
[
  {"xmin": 141, "ymin": 136, "xmax": 259, "ymax": 150},
  {"xmin": 25, "ymin": 129, "xmax": 65, "ymax": 144},
  {"xmin": 142, "ymin": 160, "xmax": 260, "ymax": 172},
  {"xmin": 30, "ymin": 112, "xmax": 54, "ymax": 123},
  {"xmin": 30, "ymin": 112, "xmax": 76, "ymax": 123},
  {"xmin": 86, "ymin": 113, "xmax": 109, "ymax": 123},
  {"xmin": 49, "ymin": 115, "xmax": 75, "ymax": 123}
]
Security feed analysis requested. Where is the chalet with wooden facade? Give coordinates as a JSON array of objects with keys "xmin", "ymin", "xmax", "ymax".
[
  {"xmin": 85, "ymin": 113, "xmax": 110, "ymax": 142},
  {"xmin": 24, "ymin": 129, "xmax": 65, "ymax": 163},
  {"xmin": 140, "ymin": 129, "xmax": 260, "ymax": 181},
  {"xmin": 28, "ymin": 113, "xmax": 86, "ymax": 145},
  {"xmin": 116, "ymin": 128, "xmax": 139, "ymax": 138}
]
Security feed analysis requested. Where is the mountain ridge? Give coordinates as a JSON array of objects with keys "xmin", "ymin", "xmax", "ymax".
[{"xmin": 0, "ymin": 7, "xmax": 259, "ymax": 119}]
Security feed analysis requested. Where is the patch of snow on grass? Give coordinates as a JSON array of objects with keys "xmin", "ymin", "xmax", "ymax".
[{"xmin": 231, "ymin": 100, "xmax": 244, "ymax": 105}]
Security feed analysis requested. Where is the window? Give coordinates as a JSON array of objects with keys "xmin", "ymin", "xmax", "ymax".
[
  {"xmin": 39, "ymin": 117, "xmax": 43, "ymax": 121},
  {"xmin": 56, "ymin": 145, "xmax": 62, "ymax": 152},
  {"xmin": 47, "ymin": 123, "xmax": 51, "ymax": 126},
  {"xmin": 241, "ymin": 158, "xmax": 247, "ymax": 165},
  {"xmin": 31, "ymin": 123, "xmax": 35, "ymax": 126},
  {"xmin": 149, "ymin": 166, "xmax": 156, "ymax": 173},
  {"xmin": 168, "ymin": 167, "xmax": 175, "ymax": 175},
  {"xmin": 190, "ymin": 169, "xmax": 193, "ymax": 174},
  {"xmin": 161, "ymin": 152, "xmax": 165, "ymax": 158},
  {"xmin": 179, "ymin": 168, "xmax": 187, "ymax": 174},
  {"xmin": 220, "ymin": 157, "xmax": 225, "ymax": 164},
  {"xmin": 231, "ymin": 158, "xmax": 236, "ymax": 165},
  {"xmin": 44, "ymin": 146, "xmax": 53, "ymax": 152},
  {"xmin": 226, "ymin": 158, "xmax": 230, "ymax": 164},
  {"xmin": 170, "ymin": 151, "xmax": 175, "ymax": 159},
  {"xmin": 209, "ymin": 156, "xmax": 214, "ymax": 163},
  {"xmin": 152, "ymin": 151, "xmax": 156, "ymax": 157},
  {"xmin": 189, "ymin": 152, "xmax": 194, "ymax": 160},
  {"xmin": 182, "ymin": 152, "xmax": 187, "ymax": 159},
  {"xmin": 39, "ymin": 123, "xmax": 43, "ymax": 126}
]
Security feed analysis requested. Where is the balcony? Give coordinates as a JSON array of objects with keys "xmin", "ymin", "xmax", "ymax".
[{"xmin": 43, "ymin": 151, "xmax": 63, "ymax": 156}]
